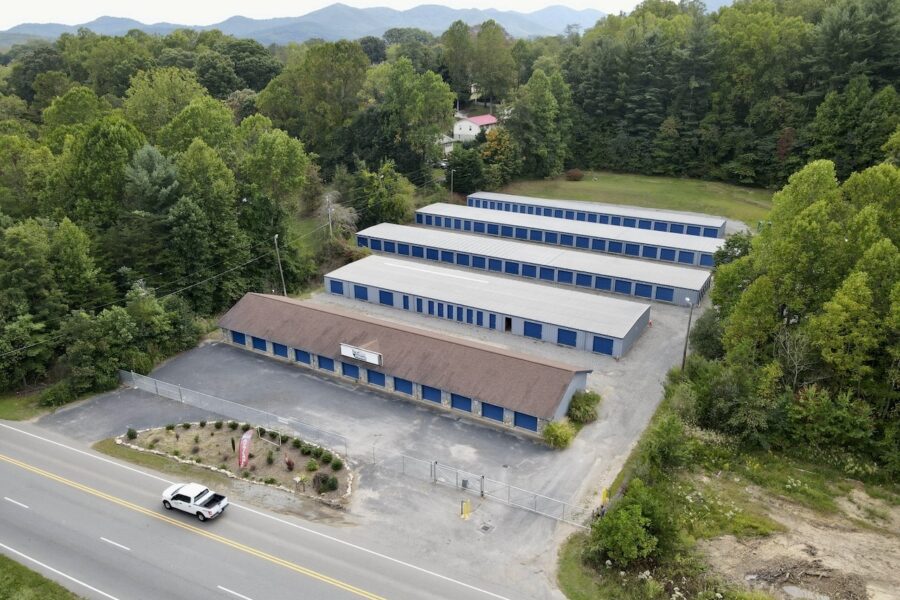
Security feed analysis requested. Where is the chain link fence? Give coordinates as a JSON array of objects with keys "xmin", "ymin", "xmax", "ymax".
[
  {"xmin": 392, "ymin": 454, "xmax": 590, "ymax": 529},
  {"xmin": 120, "ymin": 371, "xmax": 590, "ymax": 529},
  {"xmin": 119, "ymin": 371, "xmax": 349, "ymax": 458}
]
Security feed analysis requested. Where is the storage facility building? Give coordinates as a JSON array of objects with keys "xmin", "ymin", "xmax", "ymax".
[
  {"xmin": 416, "ymin": 203, "xmax": 723, "ymax": 268},
  {"xmin": 324, "ymin": 254, "xmax": 651, "ymax": 357},
  {"xmin": 356, "ymin": 223, "xmax": 711, "ymax": 306},
  {"xmin": 219, "ymin": 293, "xmax": 590, "ymax": 434},
  {"xmin": 467, "ymin": 191, "xmax": 727, "ymax": 238}
]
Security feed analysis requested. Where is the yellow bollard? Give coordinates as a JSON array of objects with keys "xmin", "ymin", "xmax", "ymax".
[{"xmin": 460, "ymin": 499, "xmax": 472, "ymax": 520}]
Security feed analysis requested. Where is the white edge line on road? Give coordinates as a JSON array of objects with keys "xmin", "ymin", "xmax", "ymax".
[
  {"xmin": 100, "ymin": 537, "xmax": 131, "ymax": 551},
  {"xmin": 0, "ymin": 422, "xmax": 514, "ymax": 600},
  {"xmin": 218, "ymin": 585, "xmax": 255, "ymax": 600},
  {"xmin": 3, "ymin": 496, "xmax": 29, "ymax": 509},
  {"xmin": 0, "ymin": 540, "xmax": 121, "ymax": 600}
]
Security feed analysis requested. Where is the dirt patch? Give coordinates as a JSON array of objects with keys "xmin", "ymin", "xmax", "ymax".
[
  {"xmin": 700, "ymin": 486, "xmax": 900, "ymax": 600},
  {"xmin": 130, "ymin": 422, "xmax": 351, "ymax": 504}
]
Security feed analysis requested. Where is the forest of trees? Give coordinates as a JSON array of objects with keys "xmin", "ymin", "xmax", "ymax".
[{"xmin": 0, "ymin": 0, "xmax": 897, "ymax": 415}]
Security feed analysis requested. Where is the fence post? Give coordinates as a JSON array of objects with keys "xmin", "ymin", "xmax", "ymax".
[
  {"xmin": 433, "ymin": 461, "xmax": 438, "ymax": 484},
  {"xmin": 480, "ymin": 475, "xmax": 485, "ymax": 498}
]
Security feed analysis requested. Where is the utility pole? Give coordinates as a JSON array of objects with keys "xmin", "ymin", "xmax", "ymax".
[
  {"xmin": 326, "ymin": 193, "xmax": 334, "ymax": 238},
  {"xmin": 681, "ymin": 298, "xmax": 694, "ymax": 370},
  {"xmin": 273, "ymin": 234, "xmax": 287, "ymax": 296},
  {"xmin": 449, "ymin": 168, "xmax": 455, "ymax": 202}
]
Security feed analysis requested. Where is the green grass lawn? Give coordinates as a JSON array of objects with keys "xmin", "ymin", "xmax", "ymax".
[
  {"xmin": 502, "ymin": 171, "xmax": 773, "ymax": 225},
  {"xmin": 0, "ymin": 390, "xmax": 44, "ymax": 420},
  {"xmin": 0, "ymin": 553, "xmax": 82, "ymax": 599}
]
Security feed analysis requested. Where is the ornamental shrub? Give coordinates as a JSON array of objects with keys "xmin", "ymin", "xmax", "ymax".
[
  {"xmin": 266, "ymin": 450, "xmax": 274, "ymax": 465},
  {"xmin": 214, "ymin": 420, "xmax": 223, "ymax": 429},
  {"xmin": 311, "ymin": 446, "xmax": 323, "ymax": 459},
  {"xmin": 320, "ymin": 451, "xmax": 333, "ymax": 465},
  {"xmin": 567, "ymin": 390, "xmax": 602, "ymax": 424},
  {"xmin": 565, "ymin": 168, "xmax": 584, "ymax": 181},
  {"xmin": 199, "ymin": 420, "xmax": 206, "ymax": 428},
  {"xmin": 228, "ymin": 421, "xmax": 238, "ymax": 430},
  {"xmin": 126, "ymin": 428, "xmax": 137, "ymax": 440},
  {"xmin": 306, "ymin": 459, "xmax": 319, "ymax": 472},
  {"xmin": 292, "ymin": 438, "xmax": 302, "ymax": 449},
  {"xmin": 587, "ymin": 502, "xmax": 657, "ymax": 567},
  {"xmin": 331, "ymin": 458, "xmax": 344, "ymax": 471},
  {"xmin": 181, "ymin": 422, "xmax": 191, "ymax": 429},
  {"xmin": 543, "ymin": 420, "xmax": 576, "ymax": 449}
]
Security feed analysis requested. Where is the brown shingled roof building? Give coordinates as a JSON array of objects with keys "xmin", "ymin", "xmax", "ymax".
[{"xmin": 217, "ymin": 293, "xmax": 590, "ymax": 433}]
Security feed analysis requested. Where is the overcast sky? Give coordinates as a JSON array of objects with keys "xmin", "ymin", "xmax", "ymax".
[{"xmin": 2, "ymin": 1, "xmax": 643, "ymax": 29}]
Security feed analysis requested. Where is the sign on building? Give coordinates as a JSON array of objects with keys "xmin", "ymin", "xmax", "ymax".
[{"xmin": 340, "ymin": 343, "xmax": 383, "ymax": 366}]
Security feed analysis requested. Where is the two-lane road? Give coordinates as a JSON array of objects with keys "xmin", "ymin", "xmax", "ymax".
[{"xmin": 0, "ymin": 422, "xmax": 518, "ymax": 600}]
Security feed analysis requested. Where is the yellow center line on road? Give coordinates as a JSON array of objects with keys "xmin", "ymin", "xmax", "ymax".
[{"xmin": 0, "ymin": 453, "xmax": 386, "ymax": 600}]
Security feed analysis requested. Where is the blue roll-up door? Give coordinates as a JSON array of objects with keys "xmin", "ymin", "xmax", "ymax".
[
  {"xmin": 422, "ymin": 385, "xmax": 442, "ymax": 403},
  {"xmin": 437, "ymin": 303, "xmax": 444, "ymax": 318},
  {"xmin": 565, "ymin": 210, "xmax": 575, "ymax": 220},
  {"xmin": 576, "ymin": 237, "xmax": 590, "ymax": 249},
  {"xmin": 451, "ymin": 394, "xmax": 472, "ymax": 412},
  {"xmin": 560, "ymin": 234, "xmax": 574, "ymax": 246},
  {"xmin": 623, "ymin": 218, "xmax": 636, "ymax": 228},
  {"xmin": 294, "ymin": 349, "xmax": 311, "ymax": 364},
  {"xmin": 394, "ymin": 377, "xmax": 413, "ymax": 394},
  {"xmin": 379, "ymin": 290, "xmax": 394, "ymax": 306},
  {"xmin": 398, "ymin": 243, "xmax": 410, "ymax": 255},
  {"xmin": 523, "ymin": 321, "xmax": 542, "ymax": 339},
  {"xmin": 554, "ymin": 209, "xmax": 564, "ymax": 218},
  {"xmin": 611, "ymin": 216, "xmax": 621, "ymax": 226},
  {"xmin": 354, "ymin": 285, "xmax": 368, "ymax": 300},
  {"xmin": 654, "ymin": 221, "xmax": 667, "ymax": 231},
  {"xmin": 686, "ymin": 225, "xmax": 701, "ymax": 236},
  {"xmin": 416, "ymin": 213, "xmax": 423, "ymax": 224},
  {"xmin": 446, "ymin": 305, "xmax": 453, "ymax": 320},
  {"xmin": 655, "ymin": 286, "xmax": 675, "ymax": 302},
  {"xmin": 514, "ymin": 412, "xmax": 538, "ymax": 431},
  {"xmin": 403, "ymin": 295, "xmax": 410, "ymax": 310},
  {"xmin": 342, "ymin": 362, "xmax": 360, "ymax": 379},
  {"xmin": 488, "ymin": 258, "xmax": 502, "ymax": 272},
  {"xmin": 231, "ymin": 331, "xmax": 246, "ymax": 345},
  {"xmin": 472, "ymin": 256, "xmax": 486, "ymax": 269},
  {"xmin": 529, "ymin": 230, "xmax": 542, "ymax": 241},
  {"xmin": 489, "ymin": 314, "xmax": 496, "ymax": 329},
  {"xmin": 703, "ymin": 227, "xmax": 719, "ymax": 238},
  {"xmin": 638, "ymin": 220, "xmax": 652, "ymax": 230},
  {"xmin": 412, "ymin": 245, "xmax": 424, "ymax": 258},
  {"xmin": 505, "ymin": 261, "xmax": 520, "ymax": 275},
  {"xmin": 384, "ymin": 241, "xmax": 395, "ymax": 252},
  {"xmin": 599, "ymin": 215, "xmax": 610, "ymax": 224},
  {"xmin": 678, "ymin": 251, "xmax": 695, "ymax": 264},
  {"xmin": 642, "ymin": 246, "xmax": 658, "ymax": 259},
  {"xmin": 615, "ymin": 280, "xmax": 632, "ymax": 295},
  {"xmin": 625, "ymin": 243, "xmax": 640, "ymax": 256},
  {"xmin": 428, "ymin": 301, "xmax": 435, "ymax": 315},
  {"xmin": 557, "ymin": 328, "xmax": 577, "ymax": 347},
  {"xmin": 670, "ymin": 224, "xmax": 684, "ymax": 234},
  {"xmin": 539, "ymin": 267, "xmax": 555, "ymax": 281},
  {"xmin": 660, "ymin": 248, "xmax": 676, "ymax": 261},
  {"xmin": 481, "ymin": 402, "xmax": 504, "ymax": 421},
  {"xmin": 370, "ymin": 239, "xmax": 382, "ymax": 251},
  {"xmin": 635, "ymin": 283, "xmax": 652, "ymax": 298},
  {"xmin": 441, "ymin": 251, "xmax": 454, "ymax": 263},
  {"xmin": 500, "ymin": 226, "xmax": 513, "ymax": 237},
  {"xmin": 700, "ymin": 254, "xmax": 714, "ymax": 267},
  {"xmin": 329, "ymin": 280, "xmax": 344, "ymax": 295},
  {"xmin": 576, "ymin": 273, "xmax": 592, "ymax": 287},
  {"xmin": 592, "ymin": 336, "xmax": 614, "ymax": 355},
  {"xmin": 557, "ymin": 270, "xmax": 573, "ymax": 284},
  {"xmin": 576, "ymin": 212, "xmax": 587, "ymax": 221},
  {"xmin": 318, "ymin": 356, "xmax": 334, "ymax": 371},
  {"xmin": 545, "ymin": 232, "xmax": 558, "ymax": 244},
  {"xmin": 466, "ymin": 309, "xmax": 474, "ymax": 324},
  {"xmin": 272, "ymin": 343, "xmax": 288, "ymax": 358},
  {"xmin": 587, "ymin": 214, "xmax": 598, "ymax": 223},
  {"xmin": 592, "ymin": 239, "xmax": 606, "ymax": 251},
  {"xmin": 357, "ymin": 237, "xmax": 369, "ymax": 247},
  {"xmin": 515, "ymin": 228, "xmax": 528, "ymax": 239},
  {"xmin": 416, "ymin": 298, "xmax": 423, "ymax": 312},
  {"xmin": 251, "ymin": 336, "xmax": 266, "ymax": 351},
  {"xmin": 476, "ymin": 311, "xmax": 484, "ymax": 326},
  {"xmin": 456, "ymin": 253, "xmax": 470, "ymax": 266},
  {"xmin": 426, "ymin": 248, "xmax": 439, "ymax": 261},
  {"xmin": 474, "ymin": 222, "xmax": 486, "ymax": 233},
  {"xmin": 367, "ymin": 369, "xmax": 385, "ymax": 386},
  {"xmin": 522, "ymin": 264, "xmax": 537, "ymax": 278},
  {"xmin": 595, "ymin": 277, "xmax": 612, "ymax": 290},
  {"xmin": 608, "ymin": 241, "xmax": 623, "ymax": 253}
]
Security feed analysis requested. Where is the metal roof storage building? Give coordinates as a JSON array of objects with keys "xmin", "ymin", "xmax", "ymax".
[
  {"xmin": 416, "ymin": 203, "xmax": 723, "ymax": 268},
  {"xmin": 324, "ymin": 255, "xmax": 650, "ymax": 357},
  {"xmin": 356, "ymin": 223, "xmax": 711, "ymax": 306},
  {"xmin": 218, "ymin": 293, "xmax": 590, "ymax": 434},
  {"xmin": 467, "ymin": 191, "xmax": 727, "ymax": 238}
]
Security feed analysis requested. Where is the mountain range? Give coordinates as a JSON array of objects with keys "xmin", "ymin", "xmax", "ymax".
[{"xmin": 2, "ymin": 4, "xmax": 607, "ymax": 46}]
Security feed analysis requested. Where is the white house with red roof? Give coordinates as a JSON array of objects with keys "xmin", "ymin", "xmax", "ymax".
[{"xmin": 453, "ymin": 114, "xmax": 498, "ymax": 142}]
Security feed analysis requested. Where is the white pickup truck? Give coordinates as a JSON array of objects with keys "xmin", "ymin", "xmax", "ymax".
[{"xmin": 162, "ymin": 483, "xmax": 228, "ymax": 521}]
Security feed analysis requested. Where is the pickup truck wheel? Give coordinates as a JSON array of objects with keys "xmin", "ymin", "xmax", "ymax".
[
  {"xmin": 162, "ymin": 500, "xmax": 171, "ymax": 510},
  {"xmin": 197, "ymin": 512, "xmax": 207, "ymax": 522}
]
